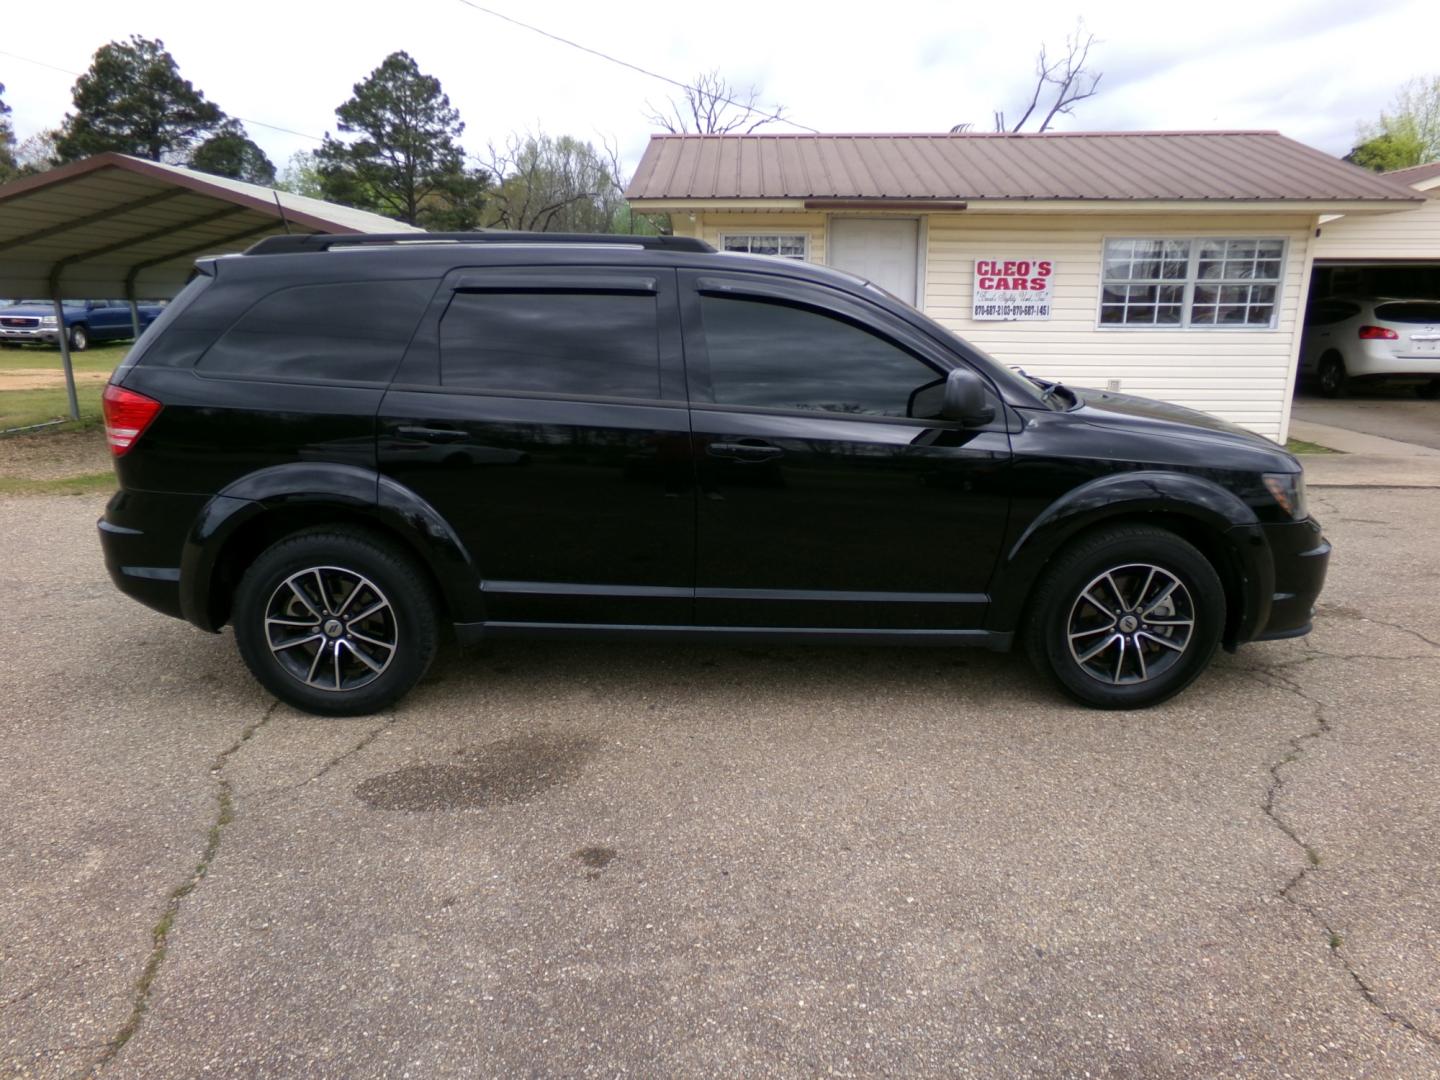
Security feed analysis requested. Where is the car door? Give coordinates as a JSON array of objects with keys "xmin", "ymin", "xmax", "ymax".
[
  {"xmin": 679, "ymin": 270, "xmax": 1012, "ymax": 631},
  {"xmin": 377, "ymin": 267, "xmax": 694, "ymax": 627}
]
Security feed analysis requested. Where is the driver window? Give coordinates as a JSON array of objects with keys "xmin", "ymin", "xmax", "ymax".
[{"xmin": 698, "ymin": 294, "xmax": 944, "ymax": 418}]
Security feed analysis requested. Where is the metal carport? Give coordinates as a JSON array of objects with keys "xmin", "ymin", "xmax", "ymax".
[{"xmin": 0, "ymin": 153, "xmax": 420, "ymax": 420}]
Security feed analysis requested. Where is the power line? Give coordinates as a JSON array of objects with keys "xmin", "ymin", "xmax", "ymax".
[
  {"xmin": 451, "ymin": 1, "xmax": 818, "ymax": 134},
  {"xmin": 0, "ymin": 47, "xmax": 325, "ymax": 143}
]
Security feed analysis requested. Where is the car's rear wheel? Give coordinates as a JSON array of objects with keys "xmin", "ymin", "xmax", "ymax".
[
  {"xmin": 1417, "ymin": 380, "xmax": 1440, "ymax": 400},
  {"xmin": 1317, "ymin": 353, "xmax": 1347, "ymax": 398},
  {"xmin": 68, "ymin": 325, "xmax": 89, "ymax": 352},
  {"xmin": 1023, "ymin": 525, "xmax": 1225, "ymax": 709},
  {"xmin": 233, "ymin": 528, "xmax": 439, "ymax": 716}
]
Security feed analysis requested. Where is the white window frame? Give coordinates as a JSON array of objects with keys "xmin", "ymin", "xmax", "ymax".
[
  {"xmin": 1095, "ymin": 235, "xmax": 1288, "ymax": 331},
  {"xmin": 719, "ymin": 232, "xmax": 809, "ymax": 261}
]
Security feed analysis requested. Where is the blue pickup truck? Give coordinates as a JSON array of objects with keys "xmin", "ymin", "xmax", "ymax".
[{"xmin": 0, "ymin": 298, "xmax": 165, "ymax": 351}]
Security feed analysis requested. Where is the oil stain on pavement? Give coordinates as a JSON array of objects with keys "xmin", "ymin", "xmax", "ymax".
[{"xmin": 354, "ymin": 733, "xmax": 594, "ymax": 811}]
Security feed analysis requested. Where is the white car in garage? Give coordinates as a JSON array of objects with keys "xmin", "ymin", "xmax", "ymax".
[{"xmin": 1300, "ymin": 298, "xmax": 1440, "ymax": 398}]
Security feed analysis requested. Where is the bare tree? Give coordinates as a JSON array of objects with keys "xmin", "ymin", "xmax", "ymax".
[
  {"xmin": 481, "ymin": 132, "xmax": 627, "ymax": 232},
  {"xmin": 645, "ymin": 70, "xmax": 787, "ymax": 134},
  {"xmin": 954, "ymin": 22, "xmax": 1102, "ymax": 134}
]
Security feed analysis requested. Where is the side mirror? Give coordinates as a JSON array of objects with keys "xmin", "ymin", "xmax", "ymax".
[{"xmin": 941, "ymin": 367, "xmax": 996, "ymax": 426}]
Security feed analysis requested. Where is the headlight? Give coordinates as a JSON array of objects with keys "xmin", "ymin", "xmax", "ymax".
[
  {"xmin": 1263, "ymin": 472, "xmax": 1308, "ymax": 519},
  {"xmin": 38, "ymin": 315, "xmax": 57, "ymax": 326}
]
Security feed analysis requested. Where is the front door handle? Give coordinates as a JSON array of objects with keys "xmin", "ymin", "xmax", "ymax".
[
  {"xmin": 396, "ymin": 425, "xmax": 467, "ymax": 443},
  {"xmin": 708, "ymin": 440, "xmax": 784, "ymax": 462}
]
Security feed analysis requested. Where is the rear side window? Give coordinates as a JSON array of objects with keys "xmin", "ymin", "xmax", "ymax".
[
  {"xmin": 440, "ymin": 290, "xmax": 660, "ymax": 399},
  {"xmin": 1305, "ymin": 300, "xmax": 1360, "ymax": 326},
  {"xmin": 1374, "ymin": 302, "xmax": 1440, "ymax": 324},
  {"xmin": 197, "ymin": 280, "xmax": 435, "ymax": 383}
]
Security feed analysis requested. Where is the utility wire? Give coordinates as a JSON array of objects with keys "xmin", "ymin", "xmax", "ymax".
[
  {"xmin": 451, "ymin": 1, "xmax": 818, "ymax": 133},
  {"xmin": 0, "ymin": 47, "xmax": 325, "ymax": 143}
]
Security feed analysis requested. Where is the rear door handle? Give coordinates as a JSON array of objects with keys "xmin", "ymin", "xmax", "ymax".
[
  {"xmin": 396, "ymin": 425, "xmax": 467, "ymax": 443},
  {"xmin": 708, "ymin": 440, "xmax": 784, "ymax": 462}
]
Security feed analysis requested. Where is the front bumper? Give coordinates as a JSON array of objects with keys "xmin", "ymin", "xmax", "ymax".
[
  {"xmin": 1254, "ymin": 516, "xmax": 1330, "ymax": 640},
  {"xmin": 0, "ymin": 327, "xmax": 60, "ymax": 344}
]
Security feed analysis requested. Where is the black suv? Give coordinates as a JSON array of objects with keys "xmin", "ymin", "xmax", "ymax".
[{"xmin": 98, "ymin": 232, "xmax": 1329, "ymax": 715}]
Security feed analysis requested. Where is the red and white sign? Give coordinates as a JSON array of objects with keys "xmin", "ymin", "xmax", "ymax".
[{"xmin": 973, "ymin": 257, "xmax": 1054, "ymax": 321}]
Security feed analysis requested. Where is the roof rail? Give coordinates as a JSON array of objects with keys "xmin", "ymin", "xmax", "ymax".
[{"xmin": 244, "ymin": 230, "xmax": 715, "ymax": 256}]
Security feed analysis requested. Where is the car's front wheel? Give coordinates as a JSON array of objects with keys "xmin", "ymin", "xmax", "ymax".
[
  {"xmin": 68, "ymin": 325, "xmax": 89, "ymax": 352},
  {"xmin": 232, "ymin": 528, "xmax": 440, "ymax": 716},
  {"xmin": 1023, "ymin": 525, "xmax": 1225, "ymax": 709}
]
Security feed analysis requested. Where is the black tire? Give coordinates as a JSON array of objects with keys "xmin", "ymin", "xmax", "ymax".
[
  {"xmin": 1022, "ymin": 525, "xmax": 1225, "ymax": 709},
  {"xmin": 1317, "ymin": 353, "xmax": 1346, "ymax": 398},
  {"xmin": 68, "ymin": 324, "xmax": 89, "ymax": 352},
  {"xmin": 1417, "ymin": 380, "xmax": 1440, "ymax": 401},
  {"xmin": 232, "ymin": 528, "xmax": 440, "ymax": 716}
]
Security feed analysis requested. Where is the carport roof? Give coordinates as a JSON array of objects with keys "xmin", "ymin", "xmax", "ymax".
[
  {"xmin": 0, "ymin": 153, "xmax": 421, "ymax": 299},
  {"xmin": 627, "ymin": 131, "xmax": 1426, "ymax": 207}
]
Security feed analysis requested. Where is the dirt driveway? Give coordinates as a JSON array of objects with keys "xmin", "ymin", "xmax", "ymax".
[{"xmin": 2, "ymin": 489, "xmax": 1439, "ymax": 1078}]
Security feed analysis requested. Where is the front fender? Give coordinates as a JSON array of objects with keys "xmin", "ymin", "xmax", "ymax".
[
  {"xmin": 986, "ymin": 470, "xmax": 1272, "ymax": 641},
  {"xmin": 178, "ymin": 463, "xmax": 482, "ymax": 631}
]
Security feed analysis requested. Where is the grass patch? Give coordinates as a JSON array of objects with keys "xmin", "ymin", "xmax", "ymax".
[
  {"xmin": 1285, "ymin": 437, "xmax": 1339, "ymax": 455},
  {"xmin": 0, "ymin": 471, "xmax": 113, "ymax": 497},
  {"xmin": 0, "ymin": 342, "xmax": 129, "ymax": 430},
  {"xmin": 0, "ymin": 340, "xmax": 130, "ymax": 374}
]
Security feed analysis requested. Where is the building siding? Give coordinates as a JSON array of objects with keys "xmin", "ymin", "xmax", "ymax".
[
  {"xmin": 1311, "ymin": 191, "xmax": 1440, "ymax": 260},
  {"xmin": 683, "ymin": 208, "xmax": 1320, "ymax": 441}
]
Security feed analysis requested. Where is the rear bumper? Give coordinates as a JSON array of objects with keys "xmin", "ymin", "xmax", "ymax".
[
  {"xmin": 1253, "ymin": 517, "xmax": 1330, "ymax": 640},
  {"xmin": 98, "ymin": 489, "xmax": 208, "ymax": 622}
]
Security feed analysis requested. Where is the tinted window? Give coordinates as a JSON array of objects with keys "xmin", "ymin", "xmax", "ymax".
[
  {"xmin": 698, "ymin": 295, "xmax": 942, "ymax": 418},
  {"xmin": 1306, "ymin": 300, "xmax": 1359, "ymax": 326},
  {"xmin": 1375, "ymin": 302, "xmax": 1440, "ymax": 324},
  {"xmin": 440, "ymin": 290, "xmax": 660, "ymax": 398},
  {"xmin": 197, "ymin": 280, "xmax": 436, "ymax": 383}
]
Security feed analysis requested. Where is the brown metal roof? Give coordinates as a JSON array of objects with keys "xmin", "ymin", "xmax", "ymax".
[
  {"xmin": 0, "ymin": 153, "xmax": 420, "ymax": 299},
  {"xmin": 1384, "ymin": 161, "xmax": 1440, "ymax": 186},
  {"xmin": 626, "ymin": 132, "xmax": 1423, "ymax": 205}
]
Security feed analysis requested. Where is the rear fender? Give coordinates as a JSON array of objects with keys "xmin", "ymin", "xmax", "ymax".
[{"xmin": 179, "ymin": 463, "xmax": 482, "ymax": 630}]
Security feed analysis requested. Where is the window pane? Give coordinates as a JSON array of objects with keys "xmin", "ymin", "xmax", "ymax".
[
  {"xmin": 721, "ymin": 235, "xmax": 807, "ymax": 261},
  {"xmin": 700, "ymin": 295, "xmax": 942, "ymax": 417},
  {"xmin": 441, "ymin": 291, "xmax": 659, "ymax": 398},
  {"xmin": 1246, "ymin": 305, "xmax": 1275, "ymax": 325},
  {"xmin": 1191, "ymin": 305, "xmax": 1217, "ymax": 325},
  {"xmin": 1100, "ymin": 305, "xmax": 1125, "ymax": 324},
  {"xmin": 197, "ymin": 280, "xmax": 436, "ymax": 383},
  {"xmin": 1156, "ymin": 305, "xmax": 1183, "ymax": 324}
]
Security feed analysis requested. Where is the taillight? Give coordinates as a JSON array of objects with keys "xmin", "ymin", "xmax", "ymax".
[
  {"xmin": 102, "ymin": 384, "xmax": 162, "ymax": 456},
  {"xmin": 1358, "ymin": 325, "xmax": 1399, "ymax": 340}
]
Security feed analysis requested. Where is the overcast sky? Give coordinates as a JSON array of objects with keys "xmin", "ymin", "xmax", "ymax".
[{"xmin": 3, "ymin": 0, "xmax": 1436, "ymax": 180}]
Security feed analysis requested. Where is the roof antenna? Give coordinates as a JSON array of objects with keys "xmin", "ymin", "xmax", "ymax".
[{"xmin": 272, "ymin": 189, "xmax": 292, "ymax": 234}]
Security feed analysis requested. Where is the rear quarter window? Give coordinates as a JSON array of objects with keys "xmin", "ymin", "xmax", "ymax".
[
  {"xmin": 197, "ymin": 280, "xmax": 436, "ymax": 383},
  {"xmin": 1374, "ymin": 302, "xmax": 1440, "ymax": 324}
]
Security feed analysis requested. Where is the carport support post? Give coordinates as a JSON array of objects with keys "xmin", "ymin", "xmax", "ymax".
[{"xmin": 51, "ymin": 295, "xmax": 80, "ymax": 422}]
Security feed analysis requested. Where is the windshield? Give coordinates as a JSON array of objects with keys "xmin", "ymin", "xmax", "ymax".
[{"xmin": 11, "ymin": 299, "xmax": 84, "ymax": 308}]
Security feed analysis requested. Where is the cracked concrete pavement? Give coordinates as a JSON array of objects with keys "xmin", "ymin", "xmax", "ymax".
[{"xmin": 1, "ymin": 488, "xmax": 1438, "ymax": 1078}]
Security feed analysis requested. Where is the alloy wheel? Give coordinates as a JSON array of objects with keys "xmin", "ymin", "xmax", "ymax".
[
  {"xmin": 263, "ymin": 565, "xmax": 398, "ymax": 692},
  {"xmin": 1066, "ymin": 563, "xmax": 1195, "ymax": 686}
]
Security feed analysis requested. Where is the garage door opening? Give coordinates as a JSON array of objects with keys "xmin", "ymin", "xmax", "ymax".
[{"xmin": 1297, "ymin": 260, "xmax": 1440, "ymax": 399}]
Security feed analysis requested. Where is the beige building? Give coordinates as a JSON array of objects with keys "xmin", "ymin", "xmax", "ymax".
[{"xmin": 627, "ymin": 132, "xmax": 1428, "ymax": 442}]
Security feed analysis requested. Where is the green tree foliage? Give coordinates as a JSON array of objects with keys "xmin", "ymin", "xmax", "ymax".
[
  {"xmin": 0, "ymin": 83, "xmax": 17, "ymax": 182},
  {"xmin": 276, "ymin": 150, "xmax": 327, "ymax": 198},
  {"xmin": 189, "ymin": 122, "xmax": 277, "ymax": 184},
  {"xmin": 54, "ymin": 36, "xmax": 229, "ymax": 163},
  {"xmin": 316, "ymin": 51, "xmax": 483, "ymax": 227},
  {"xmin": 1349, "ymin": 74, "xmax": 1439, "ymax": 172},
  {"xmin": 483, "ymin": 134, "xmax": 628, "ymax": 232}
]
